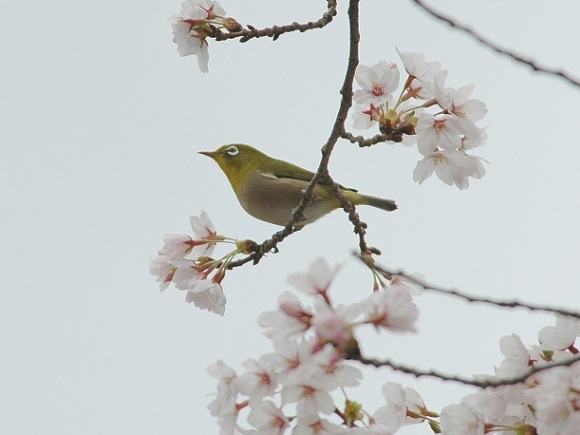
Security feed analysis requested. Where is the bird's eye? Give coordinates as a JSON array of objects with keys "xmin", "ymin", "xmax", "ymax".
[{"xmin": 226, "ymin": 146, "xmax": 239, "ymax": 156}]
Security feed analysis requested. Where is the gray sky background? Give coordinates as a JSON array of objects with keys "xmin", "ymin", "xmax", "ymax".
[{"xmin": 2, "ymin": 0, "xmax": 580, "ymax": 433}]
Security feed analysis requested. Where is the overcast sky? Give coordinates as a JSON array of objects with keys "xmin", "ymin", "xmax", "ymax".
[{"xmin": 2, "ymin": 0, "xmax": 580, "ymax": 434}]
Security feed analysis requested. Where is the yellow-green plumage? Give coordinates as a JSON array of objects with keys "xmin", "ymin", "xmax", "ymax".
[{"xmin": 199, "ymin": 144, "xmax": 397, "ymax": 226}]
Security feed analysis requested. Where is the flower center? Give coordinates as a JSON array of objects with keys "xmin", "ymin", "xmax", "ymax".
[{"xmin": 372, "ymin": 84, "xmax": 384, "ymax": 97}]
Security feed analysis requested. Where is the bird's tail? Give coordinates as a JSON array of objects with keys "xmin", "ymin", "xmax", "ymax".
[{"xmin": 360, "ymin": 194, "xmax": 398, "ymax": 212}]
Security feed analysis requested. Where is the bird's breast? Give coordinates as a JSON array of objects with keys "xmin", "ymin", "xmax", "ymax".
[{"xmin": 236, "ymin": 171, "xmax": 336, "ymax": 226}]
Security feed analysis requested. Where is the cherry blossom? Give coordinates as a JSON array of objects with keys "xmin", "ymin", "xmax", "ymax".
[
  {"xmin": 287, "ymin": 257, "xmax": 340, "ymax": 298},
  {"xmin": 447, "ymin": 84, "xmax": 488, "ymax": 123},
  {"xmin": 247, "ymin": 401, "xmax": 290, "ymax": 434},
  {"xmin": 416, "ymin": 113, "xmax": 473, "ymax": 155},
  {"xmin": 373, "ymin": 383, "xmax": 427, "ymax": 431},
  {"xmin": 186, "ymin": 278, "xmax": 227, "ymax": 315},
  {"xmin": 538, "ymin": 315, "xmax": 580, "ymax": 351},
  {"xmin": 312, "ymin": 345, "xmax": 362, "ymax": 390},
  {"xmin": 311, "ymin": 310, "xmax": 351, "ymax": 345},
  {"xmin": 272, "ymin": 339, "xmax": 318, "ymax": 386},
  {"xmin": 207, "ymin": 359, "xmax": 238, "ymax": 418},
  {"xmin": 170, "ymin": 0, "xmax": 227, "ymax": 73},
  {"xmin": 440, "ymin": 403, "xmax": 485, "ymax": 435},
  {"xmin": 292, "ymin": 414, "xmax": 345, "ymax": 435},
  {"xmin": 200, "ymin": 265, "xmax": 580, "ymax": 434},
  {"xmin": 281, "ymin": 381, "xmax": 335, "ymax": 416},
  {"xmin": 151, "ymin": 211, "xmax": 257, "ymax": 315},
  {"xmin": 363, "ymin": 286, "xmax": 418, "ymax": 333},
  {"xmin": 441, "ymin": 316, "xmax": 580, "ymax": 435},
  {"xmin": 171, "ymin": 265, "xmax": 199, "ymax": 290},
  {"xmin": 413, "ymin": 149, "xmax": 486, "ymax": 190},
  {"xmin": 372, "ymin": 383, "xmax": 408, "ymax": 432},
  {"xmin": 459, "ymin": 390, "xmax": 510, "ymax": 425},
  {"xmin": 462, "ymin": 126, "xmax": 488, "ymax": 150},
  {"xmin": 352, "ymin": 105, "xmax": 380, "ymax": 130},
  {"xmin": 350, "ymin": 50, "xmax": 488, "ymax": 189},
  {"xmin": 396, "ymin": 48, "xmax": 441, "ymax": 84},
  {"xmin": 149, "ymin": 254, "xmax": 176, "ymax": 291},
  {"xmin": 354, "ymin": 61, "xmax": 400, "ymax": 106},
  {"xmin": 159, "ymin": 233, "xmax": 198, "ymax": 260},
  {"xmin": 258, "ymin": 292, "xmax": 313, "ymax": 340},
  {"xmin": 495, "ymin": 334, "xmax": 532, "ymax": 378},
  {"xmin": 236, "ymin": 355, "xmax": 281, "ymax": 407},
  {"xmin": 310, "ymin": 300, "xmax": 363, "ymax": 349},
  {"xmin": 188, "ymin": 210, "xmax": 222, "ymax": 256},
  {"xmin": 388, "ymin": 273, "xmax": 424, "ymax": 296}
]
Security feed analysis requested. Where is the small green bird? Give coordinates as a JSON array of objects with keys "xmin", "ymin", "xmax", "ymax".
[{"xmin": 199, "ymin": 144, "xmax": 397, "ymax": 227}]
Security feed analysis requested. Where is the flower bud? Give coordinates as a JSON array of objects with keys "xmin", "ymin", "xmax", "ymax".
[{"xmin": 222, "ymin": 17, "xmax": 242, "ymax": 32}]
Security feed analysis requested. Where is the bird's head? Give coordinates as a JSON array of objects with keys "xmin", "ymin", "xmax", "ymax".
[{"xmin": 199, "ymin": 144, "xmax": 270, "ymax": 190}]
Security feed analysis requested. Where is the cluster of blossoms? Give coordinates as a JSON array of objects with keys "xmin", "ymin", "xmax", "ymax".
[
  {"xmin": 170, "ymin": 0, "xmax": 240, "ymax": 72},
  {"xmin": 351, "ymin": 49, "xmax": 488, "ymax": 190},
  {"xmin": 201, "ymin": 257, "xmax": 580, "ymax": 434},
  {"xmin": 149, "ymin": 211, "xmax": 254, "ymax": 316},
  {"xmin": 439, "ymin": 314, "xmax": 580, "ymax": 435},
  {"xmin": 206, "ymin": 258, "xmax": 441, "ymax": 434}
]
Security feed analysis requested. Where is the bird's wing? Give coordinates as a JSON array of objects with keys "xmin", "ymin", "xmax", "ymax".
[{"xmin": 261, "ymin": 158, "xmax": 358, "ymax": 192}]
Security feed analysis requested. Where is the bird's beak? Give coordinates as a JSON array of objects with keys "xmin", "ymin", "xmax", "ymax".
[{"xmin": 198, "ymin": 150, "xmax": 218, "ymax": 160}]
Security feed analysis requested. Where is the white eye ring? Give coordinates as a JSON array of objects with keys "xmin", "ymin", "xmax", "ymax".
[{"xmin": 226, "ymin": 146, "xmax": 239, "ymax": 156}]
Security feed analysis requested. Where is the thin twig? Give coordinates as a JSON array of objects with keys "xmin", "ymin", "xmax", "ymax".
[
  {"xmin": 340, "ymin": 131, "xmax": 398, "ymax": 147},
  {"xmin": 348, "ymin": 353, "xmax": 580, "ymax": 388},
  {"xmin": 213, "ymin": 0, "xmax": 337, "ymax": 43},
  {"xmin": 410, "ymin": 0, "xmax": 580, "ymax": 88},
  {"xmin": 371, "ymin": 263, "xmax": 580, "ymax": 320}
]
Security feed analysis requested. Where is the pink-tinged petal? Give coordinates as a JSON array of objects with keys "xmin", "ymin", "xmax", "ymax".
[
  {"xmin": 186, "ymin": 280, "xmax": 226, "ymax": 315},
  {"xmin": 373, "ymin": 383, "xmax": 407, "ymax": 432},
  {"xmin": 197, "ymin": 43, "xmax": 210, "ymax": 73},
  {"xmin": 412, "ymin": 156, "xmax": 435, "ymax": 184},
  {"xmin": 287, "ymin": 258, "xmax": 340, "ymax": 296}
]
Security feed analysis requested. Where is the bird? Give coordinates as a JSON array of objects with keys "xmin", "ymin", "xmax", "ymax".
[{"xmin": 199, "ymin": 144, "xmax": 397, "ymax": 227}]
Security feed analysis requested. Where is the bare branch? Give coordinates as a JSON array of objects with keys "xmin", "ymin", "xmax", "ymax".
[
  {"xmin": 212, "ymin": 0, "xmax": 337, "ymax": 43},
  {"xmin": 371, "ymin": 263, "xmax": 580, "ymax": 320},
  {"xmin": 340, "ymin": 130, "xmax": 398, "ymax": 147},
  {"xmin": 410, "ymin": 0, "xmax": 580, "ymax": 88},
  {"xmin": 348, "ymin": 353, "xmax": 580, "ymax": 388}
]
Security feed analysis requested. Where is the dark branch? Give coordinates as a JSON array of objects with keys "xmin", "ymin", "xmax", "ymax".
[
  {"xmin": 410, "ymin": 0, "xmax": 580, "ymax": 88},
  {"xmin": 340, "ymin": 131, "xmax": 399, "ymax": 147},
  {"xmin": 370, "ymin": 263, "xmax": 580, "ymax": 320},
  {"xmin": 348, "ymin": 353, "xmax": 580, "ymax": 388},
  {"xmin": 213, "ymin": 0, "xmax": 337, "ymax": 43}
]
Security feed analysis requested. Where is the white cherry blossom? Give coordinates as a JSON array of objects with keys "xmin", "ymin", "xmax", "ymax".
[
  {"xmin": 495, "ymin": 334, "xmax": 532, "ymax": 378},
  {"xmin": 363, "ymin": 286, "xmax": 418, "ymax": 333},
  {"xmin": 258, "ymin": 292, "xmax": 313, "ymax": 340},
  {"xmin": 354, "ymin": 61, "xmax": 400, "ymax": 106},
  {"xmin": 247, "ymin": 401, "xmax": 289, "ymax": 434},
  {"xmin": 207, "ymin": 359, "xmax": 238, "ymax": 418},
  {"xmin": 396, "ymin": 48, "xmax": 441, "ymax": 83},
  {"xmin": 538, "ymin": 315, "xmax": 580, "ymax": 351},
  {"xmin": 413, "ymin": 149, "xmax": 486, "ymax": 190},
  {"xmin": 287, "ymin": 257, "xmax": 340, "ymax": 297},
  {"xmin": 440, "ymin": 403, "xmax": 485, "ymax": 435},
  {"xmin": 236, "ymin": 355, "xmax": 280, "ymax": 407},
  {"xmin": 170, "ymin": 0, "xmax": 227, "ymax": 73},
  {"xmin": 186, "ymin": 279, "xmax": 227, "ymax": 315}
]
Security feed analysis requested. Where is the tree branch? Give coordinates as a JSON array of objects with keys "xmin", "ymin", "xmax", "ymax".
[
  {"xmin": 348, "ymin": 353, "xmax": 580, "ymax": 388},
  {"xmin": 410, "ymin": 0, "xmax": 580, "ymax": 88},
  {"xmin": 212, "ymin": 0, "xmax": 337, "ymax": 43},
  {"xmin": 370, "ymin": 263, "xmax": 580, "ymax": 320},
  {"xmin": 340, "ymin": 131, "xmax": 398, "ymax": 147}
]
